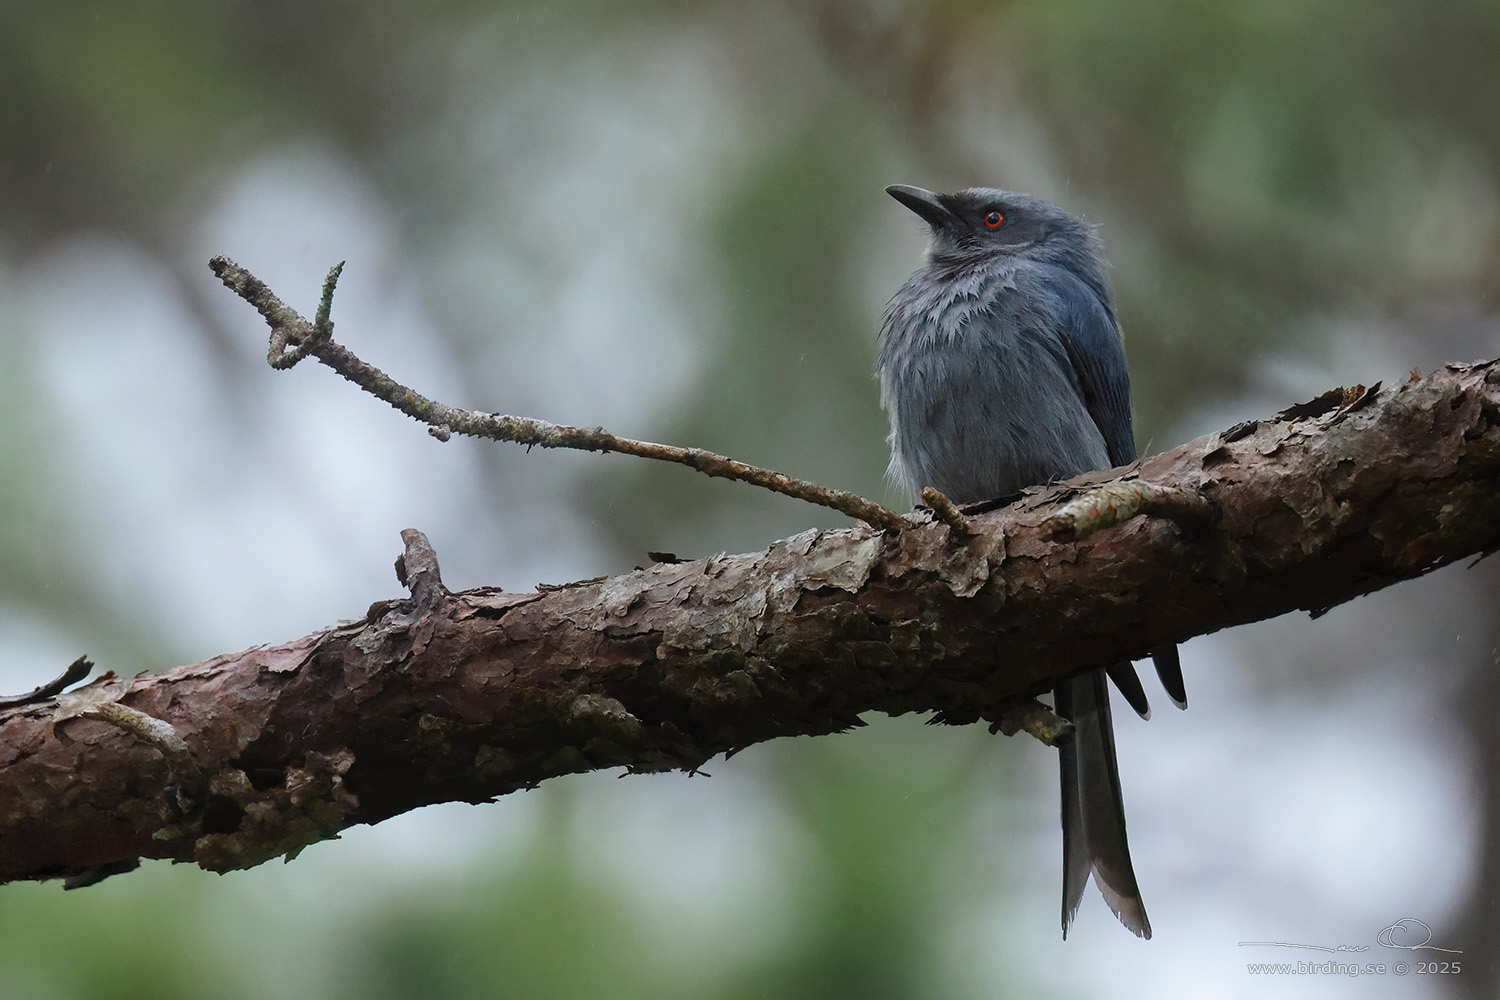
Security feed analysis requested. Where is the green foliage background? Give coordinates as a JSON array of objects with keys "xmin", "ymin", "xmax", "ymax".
[{"xmin": 1, "ymin": 2, "xmax": 1497, "ymax": 997}]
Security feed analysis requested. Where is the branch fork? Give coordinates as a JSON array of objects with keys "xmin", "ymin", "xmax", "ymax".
[{"xmin": 209, "ymin": 257, "xmax": 907, "ymax": 531}]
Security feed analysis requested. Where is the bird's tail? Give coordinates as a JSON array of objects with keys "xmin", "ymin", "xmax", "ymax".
[{"xmin": 1058, "ymin": 667, "xmax": 1151, "ymax": 939}]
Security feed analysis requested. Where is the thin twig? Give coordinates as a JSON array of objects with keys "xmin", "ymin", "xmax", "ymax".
[
  {"xmin": 80, "ymin": 703, "xmax": 191, "ymax": 757},
  {"xmin": 395, "ymin": 528, "xmax": 448, "ymax": 611},
  {"xmin": 1039, "ymin": 479, "xmax": 1217, "ymax": 542},
  {"xmin": 209, "ymin": 257, "xmax": 908, "ymax": 532},
  {"xmin": 920, "ymin": 486, "xmax": 972, "ymax": 535},
  {"xmin": 0, "ymin": 655, "xmax": 93, "ymax": 710},
  {"xmin": 991, "ymin": 698, "xmax": 1074, "ymax": 747}
]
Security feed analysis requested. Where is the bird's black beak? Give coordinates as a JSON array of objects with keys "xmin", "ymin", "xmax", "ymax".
[{"xmin": 886, "ymin": 184, "xmax": 953, "ymax": 230}]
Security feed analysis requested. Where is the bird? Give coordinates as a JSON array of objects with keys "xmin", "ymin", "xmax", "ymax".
[{"xmin": 876, "ymin": 183, "xmax": 1185, "ymax": 939}]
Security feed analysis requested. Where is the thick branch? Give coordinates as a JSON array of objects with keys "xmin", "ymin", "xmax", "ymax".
[
  {"xmin": 206, "ymin": 257, "xmax": 907, "ymax": 531},
  {"xmin": 3, "ymin": 361, "xmax": 1499, "ymax": 884}
]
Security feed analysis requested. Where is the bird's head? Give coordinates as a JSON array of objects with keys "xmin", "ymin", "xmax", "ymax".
[{"xmin": 886, "ymin": 184, "xmax": 1103, "ymax": 274}]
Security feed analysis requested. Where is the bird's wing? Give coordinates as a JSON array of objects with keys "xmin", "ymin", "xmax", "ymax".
[{"xmin": 1035, "ymin": 265, "xmax": 1138, "ymax": 468}]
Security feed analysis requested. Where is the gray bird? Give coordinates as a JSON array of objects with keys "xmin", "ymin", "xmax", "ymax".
[{"xmin": 877, "ymin": 183, "xmax": 1185, "ymax": 939}]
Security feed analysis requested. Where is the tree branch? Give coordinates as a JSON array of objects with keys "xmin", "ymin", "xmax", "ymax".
[
  {"xmin": 206, "ymin": 256, "xmax": 908, "ymax": 531},
  {"xmin": 3, "ymin": 359, "xmax": 1499, "ymax": 884}
]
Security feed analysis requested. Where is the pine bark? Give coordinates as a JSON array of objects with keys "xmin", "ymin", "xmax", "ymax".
[{"xmin": 2, "ymin": 362, "xmax": 1499, "ymax": 885}]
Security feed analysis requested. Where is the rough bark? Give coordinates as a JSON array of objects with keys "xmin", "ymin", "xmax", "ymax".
[{"xmin": 3, "ymin": 361, "xmax": 1499, "ymax": 885}]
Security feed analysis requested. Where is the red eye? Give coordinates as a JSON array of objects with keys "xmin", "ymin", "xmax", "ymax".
[{"xmin": 984, "ymin": 211, "xmax": 1004, "ymax": 229}]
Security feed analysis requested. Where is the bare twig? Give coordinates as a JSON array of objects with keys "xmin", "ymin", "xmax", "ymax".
[
  {"xmin": 0, "ymin": 656, "xmax": 93, "ymax": 709},
  {"xmin": 992, "ymin": 699, "xmax": 1075, "ymax": 747},
  {"xmin": 920, "ymin": 486, "xmax": 972, "ymax": 536},
  {"xmin": 395, "ymin": 528, "xmax": 448, "ymax": 611},
  {"xmin": 79, "ymin": 703, "xmax": 191, "ymax": 757},
  {"xmin": 1040, "ymin": 479, "xmax": 1217, "ymax": 542},
  {"xmin": 208, "ymin": 257, "xmax": 908, "ymax": 532}
]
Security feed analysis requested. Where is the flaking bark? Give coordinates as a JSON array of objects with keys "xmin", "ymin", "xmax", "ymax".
[{"xmin": 3, "ymin": 362, "xmax": 1500, "ymax": 884}]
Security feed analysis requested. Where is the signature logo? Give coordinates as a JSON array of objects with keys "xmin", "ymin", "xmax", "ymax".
[
  {"xmin": 1239, "ymin": 917, "xmax": 1461, "ymax": 955},
  {"xmin": 1375, "ymin": 918, "xmax": 1462, "ymax": 954}
]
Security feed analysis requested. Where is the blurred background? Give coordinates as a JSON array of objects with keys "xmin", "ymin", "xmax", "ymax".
[{"xmin": 1, "ymin": 1, "xmax": 1498, "ymax": 997}]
